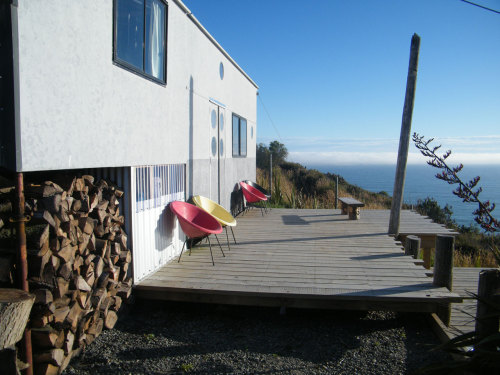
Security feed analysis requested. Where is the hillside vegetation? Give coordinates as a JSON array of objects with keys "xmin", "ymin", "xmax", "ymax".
[{"xmin": 257, "ymin": 162, "xmax": 393, "ymax": 210}]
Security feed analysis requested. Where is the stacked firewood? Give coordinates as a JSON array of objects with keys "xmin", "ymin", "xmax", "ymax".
[{"xmin": 0, "ymin": 175, "xmax": 132, "ymax": 375}]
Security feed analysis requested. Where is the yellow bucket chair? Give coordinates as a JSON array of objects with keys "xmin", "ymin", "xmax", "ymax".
[{"xmin": 192, "ymin": 195, "xmax": 237, "ymax": 250}]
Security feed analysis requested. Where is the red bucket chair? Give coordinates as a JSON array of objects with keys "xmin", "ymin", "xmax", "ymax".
[
  {"xmin": 169, "ymin": 201, "xmax": 224, "ymax": 265},
  {"xmin": 239, "ymin": 181, "xmax": 268, "ymax": 216}
]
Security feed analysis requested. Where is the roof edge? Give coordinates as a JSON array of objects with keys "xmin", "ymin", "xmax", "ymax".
[{"xmin": 171, "ymin": 0, "xmax": 259, "ymax": 89}]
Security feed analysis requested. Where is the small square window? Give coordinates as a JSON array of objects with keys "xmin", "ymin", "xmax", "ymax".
[
  {"xmin": 114, "ymin": 0, "xmax": 167, "ymax": 84},
  {"xmin": 232, "ymin": 114, "xmax": 247, "ymax": 157}
]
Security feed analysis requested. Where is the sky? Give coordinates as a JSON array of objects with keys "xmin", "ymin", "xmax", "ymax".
[{"xmin": 183, "ymin": 0, "xmax": 500, "ymax": 166}]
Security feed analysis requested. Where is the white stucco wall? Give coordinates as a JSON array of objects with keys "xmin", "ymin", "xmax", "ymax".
[{"xmin": 12, "ymin": 0, "xmax": 257, "ymax": 193}]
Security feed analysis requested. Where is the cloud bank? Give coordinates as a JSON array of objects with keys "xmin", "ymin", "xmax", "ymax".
[{"xmin": 258, "ymin": 135, "xmax": 500, "ymax": 166}]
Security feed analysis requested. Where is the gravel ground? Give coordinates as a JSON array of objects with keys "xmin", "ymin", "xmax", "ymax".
[{"xmin": 64, "ymin": 300, "xmax": 448, "ymax": 375}]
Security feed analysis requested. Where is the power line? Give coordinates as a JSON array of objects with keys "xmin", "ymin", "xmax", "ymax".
[
  {"xmin": 460, "ymin": 0, "xmax": 500, "ymax": 14},
  {"xmin": 257, "ymin": 93, "xmax": 283, "ymax": 143}
]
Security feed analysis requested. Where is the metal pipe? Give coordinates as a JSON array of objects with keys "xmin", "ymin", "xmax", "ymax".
[{"xmin": 15, "ymin": 172, "xmax": 33, "ymax": 375}]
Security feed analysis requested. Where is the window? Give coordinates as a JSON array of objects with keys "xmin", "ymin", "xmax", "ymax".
[
  {"xmin": 114, "ymin": 0, "xmax": 167, "ymax": 84},
  {"xmin": 232, "ymin": 114, "xmax": 247, "ymax": 157}
]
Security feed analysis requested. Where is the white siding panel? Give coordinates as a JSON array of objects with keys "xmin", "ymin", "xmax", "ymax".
[{"xmin": 131, "ymin": 164, "xmax": 185, "ymax": 282}]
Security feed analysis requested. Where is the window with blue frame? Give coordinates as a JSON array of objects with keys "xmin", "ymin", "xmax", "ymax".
[
  {"xmin": 114, "ymin": 0, "xmax": 167, "ymax": 84},
  {"xmin": 232, "ymin": 114, "xmax": 247, "ymax": 157}
]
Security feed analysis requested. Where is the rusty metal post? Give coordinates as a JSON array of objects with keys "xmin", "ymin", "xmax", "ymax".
[{"xmin": 15, "ymin": 172, "xmax": 33, "ymax": 375}]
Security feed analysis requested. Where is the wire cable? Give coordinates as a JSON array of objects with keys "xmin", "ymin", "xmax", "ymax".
[
  {"xmin": 460, "ymin": 0, "xmax": 500, "ymax": 14},
  {"xmin": 257, "ymin": 93, "xmax": 283, "ymax": 143}
]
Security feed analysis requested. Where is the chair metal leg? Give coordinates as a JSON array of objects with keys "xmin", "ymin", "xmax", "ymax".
[
  {"xmin": 207, "ymin": 236, "xmax": 215, "ymax": 266},
  {"xmin": 230, "ymin": 226, "xmax": 237, "ymax": 244},
  {"xmin": 189, "ymin": 238, "xmax": 193, "ymax": 256},
  {"xmin": 178, "ymin": 239, "xmax": 187, "ymax": 263},
  {"xmin": 214, "ymin": 234, "xmax": 225, "ymax": 257},
  {"xmin": 224, "ymin": 227, "xmax": 231, "ymax": 251}
]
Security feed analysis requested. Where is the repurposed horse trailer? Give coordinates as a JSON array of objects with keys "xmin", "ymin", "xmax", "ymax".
[{"xmin": 0, "ymin": 0, "xmax": 258, "ymax": 282}]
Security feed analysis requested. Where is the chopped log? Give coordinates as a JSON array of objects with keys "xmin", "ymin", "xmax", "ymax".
[
  {"xmin": 78, "ymin": 233, "xmax": 90, "ymax": 253},
  {"xmin": 28, "ymin": 249, "xmax": 51, "ymax": 279},
  {"xmin": 94, "ymin": 257, "xmax": 104, "ymax": 280},
  {"xmin": 71, "ymin": 199, "xmax": 82, "ymax": 212},
  {"xmin": 116, "ymin": 283, "xmax": 131, "ymax": 301},
  {"xmin": 34, "ymin": 362, "xmax": 59, "ymax": 375},
  {"xmin": 53, "ymin": 296, "xmax": 71, "ymax": 309},
  {"xmin": 87, "ymin": 318, "xmax": 103, "ymax": 337},
  {"xmin": 45, "ymin": 181, "xmax": 64, "ymax": 194},
  {"xmin": 76, "ymin": 291, "xmax": 88, "ymax": 309},
  {"xmin": 58, "ymin": 263, "xmax": 72, "ymax": 281},
  {"xmin": 94, "ymin": 223, "xmax": 105, "ymax": 237},
  {"xmin": 34, "ymin": 289, "xmax": 53, "ymax": 305},
  {"xmin": 31, "ymin": 327, "xmax": 64, "ymax": 349},
  {"xmin": 115, "ymin": 234, "xmax": 127, "ymax": 250},
  {"xmin": 0, "ymin": 289, "xmax": 35, "ymax": 349},
  {"xmin": 73, "ymin": 178, "xmax": 85, "ymax": 192},
  {"xmin": 90, "ymin": 288, "xmax": 106, "ymax": 309},
  {"xmin": 111, "ymin": 296, "xmax": 122, "ymax": 312},
  {"xmin": 49, "ymin": 255, "xmax": 60, "ymax": 271},
  {"xmin": 65, "ymin": 302, "xmax": 83, "ymax": 332},
  {"xmin": 49, "ymin": 237, "xmax": 59, "ymax": 252},
  {"xmin": 85, "ymin": 272, "xmax": 95, "ymax": 289},
  {"xmin": 74, "ymin": 276, "xmax": 91, "ymax": 292},
  {"xmin": 34, "ymin": 348, "xmax": 65, "ymax": 366},
  {"xmin": 73, "ymin": 255, "xmax": 83, "ymax": 273},
  {"xmin": 55, "ymin": 243, "xmax": 74, "ymax": 263},
  {"xmin": 63, "ymin": 330, "xmax": 74, "ymax": 355},
  {"xmin": 95, "ymin": 239, "xmax": 107, "ymax": 258},
  {"xmin": 42, "ymin": 194, "xmax": 61, "ymax": 214},
  {"xmin": 31, "ymin": 312, "xmax": 53, "ymax": 328},
  {"xmin": 96, "ymin": 200, "xmax": 109, "ymax": 211},
  {"xmin": 53, "ymin": 278, "xmax": 69, "ymax": 299},
  {"xmin": 53, "ymin": 306, "xmax": 70, "ymax": 325},
  {"xmin": 119, "ymin": 250, "xmax": 131, "ymax": 264},
  {"xmin": 104, "ymin": 310, "xmax": 118, "ymax": 330},
  {"xmin": 99, "ymin": 297, "xmax": 113, "ymax": 316},
  {"xmin": 87, "ymin": 233, "xmax": 96, "ymax": 252},
  {"xmin": 78, "ymin": 217, "xmax": 96, "ymax": 235},
  {"xmin": 107, "ymin": 265, "xmax": 120, "ymax": 282}
]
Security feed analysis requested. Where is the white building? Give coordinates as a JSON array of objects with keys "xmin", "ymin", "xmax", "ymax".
[{"xmin": 0, "ymin": 0, "xmax": 258, "ymax": 282}]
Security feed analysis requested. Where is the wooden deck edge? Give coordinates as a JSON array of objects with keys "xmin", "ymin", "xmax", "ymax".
[
  {"xmin": 426, "ymin": 313, "xmax": 469, "ymax": 360},
  {"xmin": 427, "ymin": 313, "xmax": 455, "ymax": 343},
  {"xmin": 134, "ymin": 287, "xmax": 453, "ymax": 313}
]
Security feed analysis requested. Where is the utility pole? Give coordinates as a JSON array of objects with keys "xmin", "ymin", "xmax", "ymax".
[{"xmin": 389, "ymin": 33, "xmax": 421, "ymax": 236}]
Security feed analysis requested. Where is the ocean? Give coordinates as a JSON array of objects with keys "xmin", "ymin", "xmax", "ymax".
[{"xmin": 308, "ymin": 164, "xmax": 500, "ymax": 228}]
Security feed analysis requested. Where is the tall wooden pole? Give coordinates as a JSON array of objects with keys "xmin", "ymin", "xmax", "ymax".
[
  {"xmin": 269, "ymin": 153, "xmax": 273, "ymax": 198},
  {"xmin": 335, "ymin": 176, "xmax": 339, "ymax": 209},
  {"xmin": 389, "ymin": 33, "xmax": 420, "ymax": 236},
  {"xmin": 15, "ymin": 173, "xmax": 33, "ymax": 375}
]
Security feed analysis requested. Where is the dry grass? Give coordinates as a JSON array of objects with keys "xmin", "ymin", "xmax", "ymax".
[{"xmin": 257, "ymin": 167, "xmax": 390, "ymax": 210}]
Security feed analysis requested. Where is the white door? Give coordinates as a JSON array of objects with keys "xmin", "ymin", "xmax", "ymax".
[{"xmin": 209, "ymin": 101, "xmax": 226, "ymax": 204}]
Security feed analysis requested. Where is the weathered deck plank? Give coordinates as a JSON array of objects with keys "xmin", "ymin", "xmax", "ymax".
[{"xmin": 135, "ymin": 208, "xmax": 461, "ymax": 312}]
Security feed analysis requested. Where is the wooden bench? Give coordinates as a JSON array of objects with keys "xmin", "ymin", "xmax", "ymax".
[{"xmin": 338, "ymin": 197, "xmax": 365, "ymax": 220}]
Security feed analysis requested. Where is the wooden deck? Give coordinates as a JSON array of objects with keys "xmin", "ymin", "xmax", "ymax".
[
  {"xmin": 135, "ymin": 208, "xmax": 461, "ymax": 312},
  {"xmin": 441, "ymin": 267, "xmax": 496, "ymax": 339}
]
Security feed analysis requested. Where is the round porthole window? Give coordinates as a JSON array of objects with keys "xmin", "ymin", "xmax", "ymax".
[
  {"xmin": 219, "ymin": 62, "xmax": 224, "ymax": 80},
  {"xmin": 211, "ymin": 137, "xmax": 217, "ymax": 156},
  {"xmin": 219, "ymin": 113, "xmax": 224, "ymax": 131},
  {"xmin": 220, "ymin": 139, "xmax": 224, "ymax": 156},
  {"xmin": 211, "ymin": 109, "xmax": 217, "ymax": 129}
]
